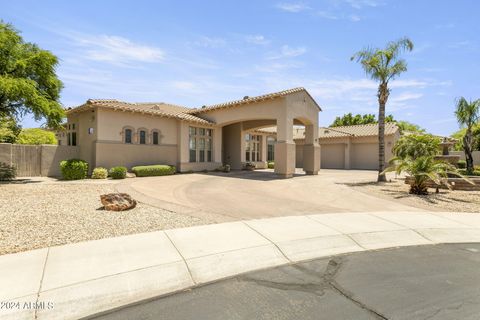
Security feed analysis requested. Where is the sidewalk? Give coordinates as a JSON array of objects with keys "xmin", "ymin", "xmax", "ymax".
[{"xmin": 2, "ymin": 211, "xmax": 480, "ymax": 320}]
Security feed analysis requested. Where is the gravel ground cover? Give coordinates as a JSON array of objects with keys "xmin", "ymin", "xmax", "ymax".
[
  {"xmin": 348, "ymin": 178, "xmax": 480, "ymax": 213},
  {"xmin": 0, "ymin": 180, "xmax": 213, "ymax": 255}
]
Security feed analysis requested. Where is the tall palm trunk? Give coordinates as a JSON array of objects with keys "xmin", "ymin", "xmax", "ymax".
[
  {"xmin": 464, "ymin": 129, "xmax": 474, "ymax": 173},
  {"xmin": 377, "ymin": 83, "xmax": 389, "ymax": 182}
]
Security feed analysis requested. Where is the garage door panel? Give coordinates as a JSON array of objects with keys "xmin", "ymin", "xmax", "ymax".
[
  {"xmin": 321, "ymin": 144, "xmax": 345, "ymax": 169},
  {"xmin": 351, "ymin": 143, "xmax": 377, "ymax": 170}
]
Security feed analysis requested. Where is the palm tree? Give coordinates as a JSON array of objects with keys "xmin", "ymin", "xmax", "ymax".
[
  {"xmin": 384, "ymin": 156, "xmax": 468, "ymax": 195},
  {"xmin": 352, "ymin": 38, "xmax": 414, "ymax": 182},
  {"xmin": 455, "ymin": 97, "xmax": 480, "ymax": 174}
]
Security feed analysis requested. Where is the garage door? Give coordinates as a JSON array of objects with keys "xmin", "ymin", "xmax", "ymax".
[
  {"xmin": 351, "ymin": 143, "xmax": 377, "ymax": 170},
  {"xmin": 321, "ymin": 144, "xmax": 345, "ymax": 169}
]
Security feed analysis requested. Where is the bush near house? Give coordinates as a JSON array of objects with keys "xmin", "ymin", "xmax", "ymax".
[
  {"xmin": 109, "ymin": 166, "xmax": 127, "ymax": 179},
  {"xmin": 458, "ymin": 169, "xmax": 480, "ymax": 176},
  {"xmin": 16, "ymin": 128, "xmax": 57, "ymax": 145},
  {"xmin": 0, "ymin": 162, "xmax": 16, "ymax": 181},
  {"xmin": 457, "ymin": 160, "xmax": 466, "ymax": 169},
  {"xmin": 60, "ymin": 159, "xmax": 88, "ymax": 180},
  {"xmin": 91, "ymin": 167, "xmax": 108, "ymax": 179},
  {"xmin": 267, "ymin": 162, "xmax": 274, "ymax": 169},
  {"xmin": 131, "ymin": 165, "xmax": 176, "ymax": 177}
]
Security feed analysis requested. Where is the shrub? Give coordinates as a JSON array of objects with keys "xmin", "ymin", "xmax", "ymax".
[
  {"xmin": 60, "ymin": 159, "xmax": 88, "ymax": 180},
  {"xmin": 393, "ymin": 134, "xmax": 440, "ymax": 160},
  {"xmin": 91, "ymin": 167, "xmax": 108, "ymax": 179},
  {"xmin": 131, "ymin": 165, "xmax": 176, "ymax": 177},
  {"xmin": 458, "ymin": 169, "xmax": 480, "ymax": 176},
  {"xmin": 109, "ymin": 166, "xmax": 127, "ymax": 179},
  {"xmin": 0, "ymin": 162, "xmax": 16, "ymax": 181},
  {"xmin": 267, "ymin": 161, "xmax": 274, "ymax": 169},
  {"xmin": 457, "ymin": 160, "xmax": 466, "ymax": 169},
  {"xmin": 16, "ymin": 128, "xmax": 57, "ymax": 145}
]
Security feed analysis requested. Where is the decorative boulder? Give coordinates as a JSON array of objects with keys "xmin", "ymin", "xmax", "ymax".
[
  {"xmin": 126, "ymin": 172, "xmax": 137, "ymax": 178},
  {"xmin": 100, "ymin": 193, "xmax": 137, "ymax": 211}
]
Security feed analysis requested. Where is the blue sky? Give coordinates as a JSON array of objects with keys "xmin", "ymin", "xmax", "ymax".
[{"xmin": 3, "ymin": 0, "xmax": 479, "ymax": 135}]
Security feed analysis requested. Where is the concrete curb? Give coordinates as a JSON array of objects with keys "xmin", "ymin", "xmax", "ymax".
[{"xmin": 1, "ymin": 211, "xmax": 480, "ymax": 320}]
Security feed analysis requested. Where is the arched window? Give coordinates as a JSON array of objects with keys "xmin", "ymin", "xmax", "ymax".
[
  {"xmin": 139, "ymin": 130, "xmax": 146, "ymax": 144},
  {"xmin": 152, "ymin": 131, "xmax": 159, "ymax": 145},
  {"xmin": 125, "ymin": 129, "xmax": 132, "ymax": 144}
]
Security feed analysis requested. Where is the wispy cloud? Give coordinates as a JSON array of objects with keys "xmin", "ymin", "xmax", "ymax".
[
  {"xmin": 275, "ymin": 2, "xmax": 310, "ymax": 12},
  {"xmin": 316, "ymin": 11, "xmax": 338, "ymax": 20},
  {"xmin": 344, "ymin": 0, "xmax": 384, "ymax": 9},
  {"xmin": 245, "ymin": 34, "xmax": 270, "ymax": 45},
  {"xmin": 349, "ymin": 14, "xmax": 361, "ymax": 22},
  {"xmin": 268, "ymin": 45, "xmax": 307, "ymax": 59},
  {"xmin": 194, "ymin": 36, "xmax": 227, "ymax": 48},
  {"xmin": 75, "ymin": 34, "xmax": 165, "ymax": 65}
]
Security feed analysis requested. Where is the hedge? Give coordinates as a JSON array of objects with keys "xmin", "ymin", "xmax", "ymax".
[
  {"xmin": 267, "ymin": 162, "xmax": 274, "ymax": 169},
  {"xmin": 132, "ymin": 165, "xmax": 176, "ymax": 177},
  {"xmin": 91, "ymin": 167, "xmax": 108, "ymax": 179},
  {"xmin": 109, "ymin": 166, "xmax": 127, "ymax": 179},
  {"xmin": 0, "ymin": 162, "xmax": 16, "ymax": 181},
  {"xmin": 60, "ymin": 159, "xmax": 88, "ymax": 180}
]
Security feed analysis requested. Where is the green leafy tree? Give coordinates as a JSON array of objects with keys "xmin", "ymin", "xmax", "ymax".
[
  {"xmin": 16, "ymin": 128, "xmax": 57, "ymax": 145},
  {"xmin": 393, "ymin": 134, "xmax": 440, "ymax": 160},
  {"xmin": 0, "ymin": 115, "xmax": 21, "ymax": 143},
  {"xmin": 396, "ymin": 120, "xmax": 425, "ymax": 133},
  {"xmin": 451, "ymin": 125, "xmax": 480, "ymax": 151},
  {"xmin": 0, "ymin": 21, "xmax": 64, "ymax": 128},
  {"xmin": 454, "ymin": 97, "xmax": 480, "ymax": 173},
  {"xmin": 351, "ymin": 37, "xmax": 414, "ymax": 182},
  {"xmin": 330, "ymin": 113, "xmax": 395, "ymax": 127}
]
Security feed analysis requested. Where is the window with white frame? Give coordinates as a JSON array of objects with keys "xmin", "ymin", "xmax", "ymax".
[
  {"xmin": 245, "ymin": 134, "xmax": 261, "ymax": 162},
  {"xmin": 189, "ymin": 127, "xmax": 212, "ymax": 163}
]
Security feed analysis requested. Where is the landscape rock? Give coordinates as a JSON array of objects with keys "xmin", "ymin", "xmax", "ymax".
[
  {"xmin": 100, "ymin": 193, "xmax": 137, "ymax": 211},
  {"xmin": 126, "ymin": 172, "xmax": 136, "ymax": 178}
]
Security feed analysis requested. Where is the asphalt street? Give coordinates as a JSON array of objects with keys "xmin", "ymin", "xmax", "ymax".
[{"xmin": 89, "ymin": 243, "xmax": 480, "ymax": 320}]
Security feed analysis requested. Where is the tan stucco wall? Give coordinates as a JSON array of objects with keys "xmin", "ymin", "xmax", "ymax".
[
  {"xmin": 222, "ymin": 123, "xmax": 243, "ymax": 169},
  {"xmin": 96, "ymin": 109, "xmax": 178, "ymax": 144},
  {"xmin": 67, "ymin": 110, "xmax": 97, "ymax": 168},
  {"xmin": 95, "ymin": 142, "xmax": 177, "ymax": 170}
]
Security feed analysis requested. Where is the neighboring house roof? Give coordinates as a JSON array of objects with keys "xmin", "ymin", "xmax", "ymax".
[
  {"xmin": 188, "ymin": 87, "xmax": 322, "ymax": 114},
  {"xmin": 66, "ymin": 99, "xmax": 213, "ymax": 125},
  {"xmin": 255, "ymin": 123, "xmax": 399, "ymax": 140},
  {"xmin": 318, "ymin": 123, "xmax": 399, "ymax": 139}
]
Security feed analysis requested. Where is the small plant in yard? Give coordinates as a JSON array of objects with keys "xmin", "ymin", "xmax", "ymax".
[
  {"xmin": 0, "ymin": 162, "xmax": 16, "ymax": 181},
  {"xmin": 267, "ymin": 161, "xmax": 274, "ymax": 169},
  {"xmin": 60, "ymin": 159, "xmax": 88, "ymax": 180},
  {"xmin": 245, "ymin": 162, "xmax": 256, "ymax": 171},
  {"xmin": 384, "ymin": 156, "xmax": 471, "ymax": 195},
  {"xmin": 457, "ymin": 160, "xmax": 466, "ymax": 169},
  {"xmin": 109, "ymin": 166, "xmax": 127, "ymax": 179},
  {"xmin": 132, "ymin": 165, "xmax": 176, "ymax": 177},
  {"xmin": 91, "ymin": 167, "xmax": 108, "ymax": 179}
]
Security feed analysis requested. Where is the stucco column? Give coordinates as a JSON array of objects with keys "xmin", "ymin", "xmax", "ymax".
[
  {"xmin": 303, "ymin": 124, "xmax": 320, "ymax": 175},
  {"xmin": 213, "ymin": 126, "xmax": 222, "ymax": 163},
  {"xmin": 261, "ymin": 134, "xmax": 267, "ymax": 163},
  {"xmin": 177, "ymin": 121, "xmax": 189, "ymax": 171},
  {"xmin": 274, "ymin": 117, "xmax": 295, "ymax": 178}
]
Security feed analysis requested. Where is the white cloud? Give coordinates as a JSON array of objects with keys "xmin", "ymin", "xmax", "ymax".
[
  {"xmin": 245, "ymin": 35, "xmax": 270, "ymax": 45},
  {"xmin": 349, "ymin": 14, "xmax": 361, "ymax": 22},
  {"xmin": 316, "ymin": 11, "xmax": 338, "ymax": 20},
  {"xmin": 276, "ymin": 2, "xmax": 310, "ymax": 12},
  {"xmin": 76, "ymin": 35, "xmax": 165, "ymax": 64},
  {"xmin": 268, "ymin": 45, "xmax": 307, "ymax": 59},
  {"xmin": 194, "ymin": 36, "xmax": 227, "ymax": 48},
  {"xmin": 344, "ymin": 0, "xmax": 383, "ymax": 9}
]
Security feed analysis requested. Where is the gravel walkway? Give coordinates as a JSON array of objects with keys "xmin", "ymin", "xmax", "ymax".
[
  {"xmin": 349, "ymin": 179, "xmax": 480, "ymax": 213},
  {"xmin": 0, "ymin": 180, "xmax": 213, "ymax": 256}
]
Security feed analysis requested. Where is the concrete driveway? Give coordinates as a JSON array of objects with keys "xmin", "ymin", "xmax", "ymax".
[{"xmin": 118, "ymin": 169, "xmax": 421, "ymax": 222}]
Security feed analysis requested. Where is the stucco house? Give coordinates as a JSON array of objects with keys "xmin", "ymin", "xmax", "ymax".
[{"xmin": 62, "ymin": 87, "xmax": 398, "ymax": 177}]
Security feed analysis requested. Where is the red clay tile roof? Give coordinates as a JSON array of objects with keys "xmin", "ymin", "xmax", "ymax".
[
  {"xmin": 66, "ymin": 99, "xmax": 212, "ymax": 125},
  {"xmin": 188, "ymin": 87, "xmax": 321, "ymax": 114}
]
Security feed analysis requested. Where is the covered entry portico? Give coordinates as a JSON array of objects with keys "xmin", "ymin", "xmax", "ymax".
[{"xmin": 190, "ymin": 88, "xmax": 321, "ymax": 178}]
